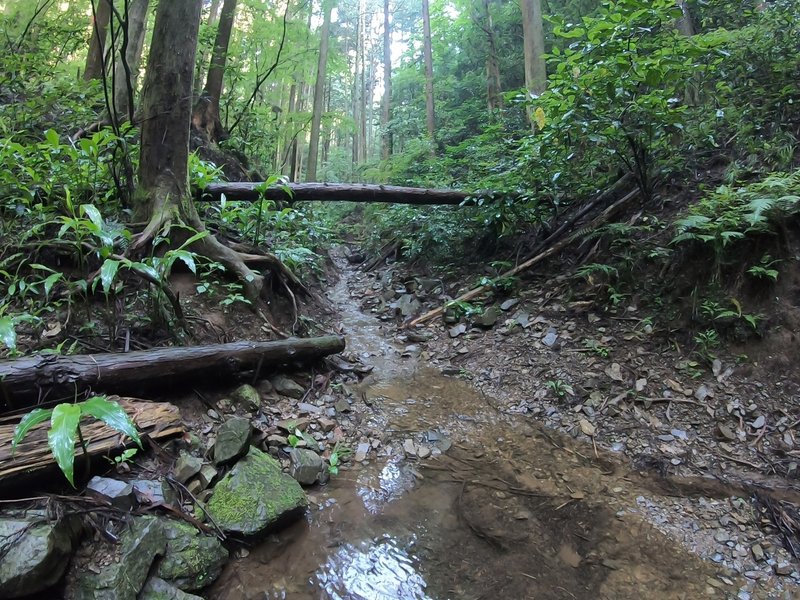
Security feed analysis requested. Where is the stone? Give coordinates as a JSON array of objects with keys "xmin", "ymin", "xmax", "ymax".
[
  {"xmin": 86, "ymin": 476, "xmax": 135, "ymax": 509},
  {"xmin": 276, "ymin": 418, "xmax": 312, "ymax": 433},
  {"xmin": 157, "ymin": 520, "xmax": 228, "ymax": 591},
  {"xmin": 271, "ymin": 375, "xmax": 305, "ymax": 399},
  {"xmin": 417, "ymin": 445, "xmax": 431, "ymax": 459},
  {"xmin": 500, "ymin": 298, "xmax": 519, "ymax": 311},
  {"xmin": 398, "ymin": 294, "xmax": 421, "ymax": 317},
  {"xmin": 174, "ymin": 452, "xmax": 203, "ymax": 484},
  {"xmin": 473, "ymin": 307, "xmax": 501, "ymax": 328},
  {"xmin": 751, "ymin": 415, "xmax": 766, "ymax": 429},
  {"xmin": 73, "ymin": 516, "xmax": 167, "ymax": 600},
  {"xmin": 717, "ymin": 424, "xmax": 737, "ymax": 441},
  {"xmin": 334, "ymin": 398, "xmax": 351, "ymax": 413},
  {"xmin": 774, "ymin": 563, "xmax": 793, "ymax": 576},
  {"xmin": 266, "ymin": 434, "xmax": 288, "ymax": 446},
  {"xmin": 213, "ymin": 418, "xmax": 252, "ymax": 465},
  {"xmin": 403, "ymin": 439, "xmax": 417, "ymax": 456},
  {"xmin": 131, "ymin": 479, "xmax": 168, "ymax": 505},
  {"xmin": 0, "ymin": 515, "xmax": 78, "ymax": 598},
  {"xmin": 354, "ymin": 442, "xmax": 370, "ymax": 462},
  {"xmin": 288, "ymin": 448, "xmax": 326, "ymax": 486},
  {"xmin": 751, "ymin": 543, "xmax": 765, "ymax": 561},
  {"xmin": 579, "ymin": 419, "xmax": 596, "ymax": 437},
  {"xmin": 542, "ymin": 328, "xmax": 558, "ymax": 348},
  {"xmin": 206, "ymin": 448, "xmax": 307, "ymax": 537},
  {"xmin": 297, "ymin": 402, "xmax": 322, "ymax": 414},
  {"xmin": 231, "ymin": 384, "xmax": 261, "ymax": 412},
  {"xmin": 197, "ymin": 465, "xmax": 218, "ymax": 490},
  {"xmin": 317, "ymin": 417, "xmax": 336, "ymax": 432},
  {"xmin": 448, "ymin": 323, "xmax": 467, "ymax": 338},
  {"xmin": 140, "ymin": 577, "xmax": 204, "ymax": 600},
  {"xmin": 605, "ymin": 363, "xmax": 623, "ymax": 382}
]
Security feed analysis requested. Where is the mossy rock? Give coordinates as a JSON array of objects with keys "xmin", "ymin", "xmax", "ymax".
[
  {"xmin": 157, "ymin": 519, "xmax": 228, "ymax": 591},
  {"xmin": 206, "ymin": 447, "xmax": 307, "ymax": 537}
]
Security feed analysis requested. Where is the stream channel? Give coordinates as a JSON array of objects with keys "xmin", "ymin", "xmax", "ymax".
[{"xmin": 210, "ymin": 259, "xmax": 741, "ymax": 600}]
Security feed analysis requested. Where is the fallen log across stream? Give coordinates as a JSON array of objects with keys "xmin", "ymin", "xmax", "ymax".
[
  {"xmin": 0, "ymin": 336, "xmax": 345, "ymax": 410},
  {"xmin": 198, "ymin": 182, "xmax": 470, "ymax": 205}
]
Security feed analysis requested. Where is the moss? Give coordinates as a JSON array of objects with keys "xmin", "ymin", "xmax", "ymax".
[
  {"xmin": 157, "ymin": 520, "xmax": 228, "ymax": 591},
  {"xmin": 206, "ymin": 448, "xmax": 306, "ymax": 537}
]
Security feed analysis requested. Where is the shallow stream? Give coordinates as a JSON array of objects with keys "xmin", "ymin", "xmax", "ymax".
[{"xmin": 210, "ymin": 261, "xmax": 739, "ymax": 600}]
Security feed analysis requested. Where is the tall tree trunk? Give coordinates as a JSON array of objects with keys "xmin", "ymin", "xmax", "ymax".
[
  {"xmin": 483, "ymin": 0, "xmax": 503, "ymax": 113},
  {"xmin": 112, "ymin": 0, "xmax": 150, "ymax": 123},
  {"xmin": 351, "ymin": 17, "xmax": 361, "ymax": 169},
  {"xmin": 137, "ymin": 0, "xmax": 263, "ymax": 301},
  {"xmin": 381, "ymin": 0, "xmax": 392, "ymax": 161},
  {"xmin": 194, "ymin": 0, "xmax": 224, "ymax": 97},
  {"xmin": 307, "ymin": 1, "xmax": 332, "ymax": 182},
  {"xmin": 675, "ymin": 0, "xmax": 696, "ymax": 36},
  {"xmin": 84, "ymin": 0, "xmax": 112, "ymax": 81},
  {"xmin": 422, "ymin": 0, "xmax": 435, "ymax": 149},
  {"xmin": 192, "ymin": 0, "xmax": 237, "ymax": 142},
  {"xmin": 520, "ymin": 0, "xmax": 546, "ymax": 119}
]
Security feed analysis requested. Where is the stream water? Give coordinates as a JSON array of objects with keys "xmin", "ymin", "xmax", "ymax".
[{"xmin": 209, "ymin": 260, "xmax": 739, "ymax": 600}]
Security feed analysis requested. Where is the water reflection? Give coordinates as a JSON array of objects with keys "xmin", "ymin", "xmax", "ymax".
[
  {"xmin": 315, "ymin": 535, "xmax": 430, "ymax": 600},
  {"xmin": 357, "ymin": 456, "xmax": 418, "ymax": 513}
]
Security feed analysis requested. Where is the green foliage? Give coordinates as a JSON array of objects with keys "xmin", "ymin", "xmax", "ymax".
[
  {"xmin": 671, "ymin": 170, "xmax": 800, "ymax": 279},
  {"xmin": 546, "ymin": 379, "xmax": 574, "ymax": 398},
  {"xmin": 12, "ymin": 396, "xmax": 142, "ymax": 487}
]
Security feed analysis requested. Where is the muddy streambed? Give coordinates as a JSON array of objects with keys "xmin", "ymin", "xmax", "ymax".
[{"xmin": 210, "ymin": 265, "xmax": 744, "ymax": 599}]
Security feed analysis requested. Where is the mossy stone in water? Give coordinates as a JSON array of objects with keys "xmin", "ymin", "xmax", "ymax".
[{"xmin": 206, "ymin": 447, "xmax": 307, "ymax": 537}]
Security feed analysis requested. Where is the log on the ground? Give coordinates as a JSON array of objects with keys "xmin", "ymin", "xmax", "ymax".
[
  {"xmin": 198, "ymin": 182, "xmax": 470, "ymax": 205},
  {"xmin": 0, "ymin": 397, "xmax": 183, "ymax": 494},
  {"xmin": 0, "ymin": 336, "xmax": 345, "ymax": 409}
]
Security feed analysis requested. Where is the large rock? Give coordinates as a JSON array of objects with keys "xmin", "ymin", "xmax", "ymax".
[
  {"xmin": 157, "ymin": 520, "xmax": 228, "ymax": 591},
  {"xmin": 72, "ymin": 516, "xmax": 166, "ymax": 600},
  {"xmin": 86, "ymin": 476, "xmax": 135, "ymax": 510},
  {"xmin": 288, "ymin": 448, "xmax": 327, "ymax": 486},
  {"xmin": 206, "ymin": 448, "xmax": 307, "ymax": 537},
  {"xmin": 0, "ymin": 515, "xmax": 78, "ymax": 598},
  {"xmin": 139, "ymin": 577, "xmax": 204, "ymax": 600},
  {"xmin": 213, "ymin": 417, "xmax": 252, "ymax": 465}
]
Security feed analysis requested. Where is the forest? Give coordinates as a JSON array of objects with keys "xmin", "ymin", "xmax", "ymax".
[{"xmin": 0, "ymin": 0, "xmax": 799, "ymax": 599}]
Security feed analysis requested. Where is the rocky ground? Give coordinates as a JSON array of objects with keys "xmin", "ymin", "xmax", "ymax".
[{"xmin": 2, "ymin": 242, "xmax": 800, "ymax": 599}]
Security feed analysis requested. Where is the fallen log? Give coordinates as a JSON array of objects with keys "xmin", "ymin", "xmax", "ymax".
[
  {"xmin": 0, "ymin": 397, "xmax": 182, "ymax": 494},
  {"xmin": 408, "ymin": 185, "xmax": 639, "ymax": 327},
  {"xmin": 198, "ymin": 182, "xmax": 470, "ymax": 205},
  {"xmin": 0, "ymin": 336, "xmax": 345, "ymax": 409}
]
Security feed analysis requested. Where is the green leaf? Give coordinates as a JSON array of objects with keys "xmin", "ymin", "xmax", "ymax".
[
  {"xmin": 44, "ymin": 129, "xmax": 60, "ymax": 147},
  {"xmin": 81, "ymin": 396, "xmax": 141, "ymax": 447},
  {"xmin": 80, "ymin": 204, "xmax": 104, "ymax": 230},
  {"xmin": 12, "ymin": 408, "xmax": 52, "ymax": 453},
  {"xmin": 43, "ymin": 272, "xmax": 62, "ymax": 297},
  {"xmin": 47, "ymin": 403, "xmax": 82, "ymax": 486},
  {"xmin": 0, "ymin": 316, "xmax": 16, "ymax": 350},
  {"xmin": 99, "ymin": 259, "xmax": 121, "ymax": 294}
]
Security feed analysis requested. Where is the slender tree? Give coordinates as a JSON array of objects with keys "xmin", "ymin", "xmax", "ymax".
[
  {"xmin": 84, "ymin": 0, "xmax": 112, "ymax": 81},
  {"xmin": 194, "ymin": 0, "xmax": 224, "ymax": 96},
  {"xmin": 421, "ymin": 0, "xmax": 435, "ymax": 147},
  {"xmin": 307, "ymin": 1, "xmax": 333, "ymax": 181},
  {"xmin": 481, "ymin": 0, "xmax": 503, "ymax": 113},
  {"xmin": 381, "ymin": 0, "xmax": 392, "ymax": 160},
  {"xmin": 192, "ymin": 0, "xmax": 238, "ymax": 142},
  {"xmin": 520, "ymin": 0, "xmax": 546, "ymax": 98},
  {"xmin": 111, "ymin": 0, "xmax": 151, "ymax": 123}
]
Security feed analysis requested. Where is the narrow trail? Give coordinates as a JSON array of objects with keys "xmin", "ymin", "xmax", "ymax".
[{"xmin": 209, "ymin": 254, "xmax": 773, "ymax": 600}]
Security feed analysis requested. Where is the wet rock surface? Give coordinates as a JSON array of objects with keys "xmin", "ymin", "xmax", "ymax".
[
  {"xmin": 157, "ymin": 519, "xmax": 228, "ymax": 591},
  {"xmin": 206, "ymin": 447, "xmax": 307, "ymax": 537},
  {"xmin": 0, "ymin": 514, "xmax": 78, "ymax": 598}
]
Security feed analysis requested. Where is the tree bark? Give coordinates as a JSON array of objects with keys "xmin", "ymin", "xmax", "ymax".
[
  {"xmin": 194, "ymin": 0, "xmax": 224, "ymax": 96},
  {"xmin": 136, "ymin": 0, "xmax": 265, "ymax": 301},
  {"xmin": 422, "ymin": 0, "xmax": 435, "ymax": 148},
  {"xmin": 482, "ymin": 0, "xmax": 503, "ymax": 113},
  {"xmin": 199, "ymin": 182, "xmax": 469, "ymax": 205},
  {"xmin": 192, "ymin": 0, "xmax": 237, "ymax": 142},
  {"xmin": 307, "ymin": 1, "xmax": 332, "ymax": 181},
  {"xmin": 0, "ymin": 337, "xmax": 345, "ymax": 408},
  {"xmin": 84, "ymin": 0, "xmax": 112, "ymax": 81},
  {"xmin": 111, "ymin": 0, "xmax": 150, "ymax": 123},
  {"xmin": 675, "ymin": 0, "xmax": 696, "ymax": 36},
  {"xmin": 381, "ymin": 0, "xmax": 392, "ymax": 160},
  {"xmin": 520, "ymin": 0, "xmax": 546, "ymax": 126}
]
